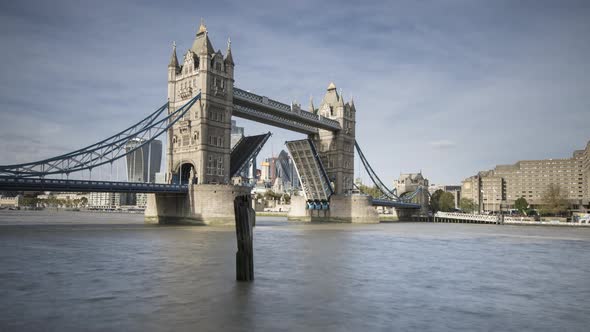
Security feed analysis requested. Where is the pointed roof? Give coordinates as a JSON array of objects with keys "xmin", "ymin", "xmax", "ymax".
[
  {"xmin": 309, "ymin": 95, "xmax": 315, "ymax": 113},
  {"xmin": 319, "ymin": 82, "xmax": 343, "ymax": 110},
  {"xmin": 191, "ymin": 20, "xmax": 214, "ymax": 54},
  {"xmin": 191, "ymin": 33, "xmax": 215, "ymax": 54},
  {"xmin": 224, "ymin": 37, "xmax": 234, "ymax": 65},
  {"xmin": 168, "ymin": 41, "xmax": 179, "ymax": 68}
]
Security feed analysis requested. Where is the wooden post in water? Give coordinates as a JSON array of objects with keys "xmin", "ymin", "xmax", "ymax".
[{"xmin": 234, "ymin": 195, "xmax": 255, "ymax": 281}]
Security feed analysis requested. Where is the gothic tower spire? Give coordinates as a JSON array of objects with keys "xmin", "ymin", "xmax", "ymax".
[
  {"xmin": 168, "ymin": 41, "xmax": 179, "ymax": 68},
  {"xmin": 192, "ymin": 19, "xmax": 214, "ymax": 54},
  {"xmin": 224, "ymin": 37, "xmax": 234, "ymax": 66}
]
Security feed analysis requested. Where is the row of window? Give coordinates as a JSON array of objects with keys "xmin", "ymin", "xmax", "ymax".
[
  {"xmin": 207, "ymin": 155, "xmax": 224, "ymax": 176},
  {"xmin": 208, "ymin": 135, "xmax": 224, "ymax": 147},
  {"xmin": 173, "ymin": 131, "xmax": 200, "ymax": 147},
  {"xmin": 208, "ymin": 110, "xmax": 225, "ymax": 122},
  {"xmin": 178, "ymin": 75, "xmax": 228, "ymax": 91}
]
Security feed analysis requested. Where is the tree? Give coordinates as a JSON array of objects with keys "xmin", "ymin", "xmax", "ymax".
[
  {"xmin": 264, "ymin": 190, "xmax": 281, "ymax": 201},
  {"xmin": 540, "ymin": 184, "xmax": 569, "ymax": 216},
  {"xmin": 460, "ymin": 198, "xmax": 476, "ymax": 213},
  {"xmin": 281, "ymin": 193, "xmax": 291, "ymax": 204},
  {"xmin": 21, "ymin": 197, "xmax": 39, "ymax": 207},
  {"xmin": 358, "ymin": 184, "xmax": 383, "ymax": 198},
  {"xmin": 514, "ymin": 197, "xmax": 528, "ymax": 214},
  {"xmin": 438, "ymin": 192, "xmax": 455, "ymax": 212},
  {"xmin": 430, "ymin": 189, "xmax": 444, "ymax": 212},
  {"xmin": 431, "ymin": 190, "xmax": 456, "ymax": 212}
]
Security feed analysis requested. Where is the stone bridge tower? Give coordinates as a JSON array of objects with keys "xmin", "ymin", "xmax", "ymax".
[
  {"xmin": 166, "ymin": 22, "xmax": 234, "ymax": 185},
  {"xmin": 146, "ymin": 22, "xmax": 248, "ymax": 225},
  {"xmin": 311, "ymin": 83, "xmax": 356, "ymax": 195}
]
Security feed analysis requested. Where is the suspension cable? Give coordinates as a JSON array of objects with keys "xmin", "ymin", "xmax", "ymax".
[{"xmin": 0, "ymin": 94, "xmax": 201, "ymax": 178}]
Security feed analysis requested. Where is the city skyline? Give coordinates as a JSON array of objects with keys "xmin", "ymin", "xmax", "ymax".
[{"xmin": 0, "ymin": 0, "xmax": 588, "ymax": 185}]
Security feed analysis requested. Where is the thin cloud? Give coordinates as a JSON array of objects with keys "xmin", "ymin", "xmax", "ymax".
[{"xmin": 429, "ymin": 140, "xmax": 456, "ymax": 150}]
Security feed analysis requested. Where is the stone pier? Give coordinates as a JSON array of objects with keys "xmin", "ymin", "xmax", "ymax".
[
  {"xmin": 288, "ymin": 194, "xmax": 379, "ymax": 223},
  {"xmin": 145, "ymin": 184, "xmax": 250, "ymax": 225}
]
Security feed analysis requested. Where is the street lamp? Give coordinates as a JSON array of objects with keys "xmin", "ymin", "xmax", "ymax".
[{"xmin": 480, "ymin": 189, "xmax": 484, "ymax": 214}]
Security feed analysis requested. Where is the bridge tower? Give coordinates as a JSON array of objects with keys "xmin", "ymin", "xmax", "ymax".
[
  {"xmin": 287, "ymin": 83, "xmax": 378, "ymax": 223},
  {"xmin": 146, "ymin": 22, "xmax": 250, "ymax": 225},
  {"xmin": 166, "ymin": 21, "xmax": 234, "ymax": 185},
  {"xmin": 311, "ymin": 83, "xmax": 355, "ymax": 194}
]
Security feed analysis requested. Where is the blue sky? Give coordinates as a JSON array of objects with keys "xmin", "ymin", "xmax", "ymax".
[{"xmin": 0, "ymin": 0, "xmax": 588, "ymax": 185}]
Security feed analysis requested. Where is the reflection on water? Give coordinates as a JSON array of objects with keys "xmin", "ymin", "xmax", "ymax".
[{"xmin": 1, "ymin": 210, "xmax": 590, "ymax": 331}]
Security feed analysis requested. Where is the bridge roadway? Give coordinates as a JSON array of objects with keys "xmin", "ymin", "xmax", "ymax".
[
  {"xmin": 0, "ymin": 177, "xmax": 188, "ymax": 194},
  {"xmin": 0, "ymin": 176, "xmax": 422, "ymax": 209},
  {"xmin": 232, "ymin": 88, "xmax": 341, "ymax": 134}
]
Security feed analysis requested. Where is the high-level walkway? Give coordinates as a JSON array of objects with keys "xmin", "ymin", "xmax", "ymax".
[{"xmin": 233, "ymin": 88, "xmax": 341, "ymax": 134}]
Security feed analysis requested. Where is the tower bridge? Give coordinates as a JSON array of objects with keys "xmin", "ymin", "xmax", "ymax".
[{"xmin": 0, "ymin": 22, "xmax": 428, "ymax": 224}]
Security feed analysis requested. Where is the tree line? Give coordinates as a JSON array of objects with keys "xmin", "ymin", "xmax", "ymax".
[{"xmin": 20, "ymin": 196, "xmax": 88, "ymax": 208}]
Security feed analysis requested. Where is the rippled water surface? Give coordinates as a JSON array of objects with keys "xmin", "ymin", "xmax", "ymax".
[{"xmin": 1, "ymin": 210, "xmax": 590, "ymax": 331}]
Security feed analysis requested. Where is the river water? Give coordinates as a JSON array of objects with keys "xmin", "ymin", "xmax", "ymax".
[{"xmin": 1, "ymin": 210, "xmax": 589, "ymax": 331}]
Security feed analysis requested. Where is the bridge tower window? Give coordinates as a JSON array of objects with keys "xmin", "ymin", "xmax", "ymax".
[{"xmin": 217, "ymin": 157, "xmax": 223, "ymax": 175}]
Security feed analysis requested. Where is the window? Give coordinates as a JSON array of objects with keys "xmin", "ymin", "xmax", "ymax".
[
  {"xmin": 217, "ymin": 157, "xmax": 223, "ymax": 175},
  {"xmin": 207, "ymin": 156, "xmax": 214, "ymax": 175}
]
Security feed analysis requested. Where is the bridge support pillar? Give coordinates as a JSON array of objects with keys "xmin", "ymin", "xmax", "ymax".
[
  {"xmin": 288, "ymin": 194, "xmax": 378, "ymax": 223},
  {"xmin": 145, "ymin": 184, "xmax": 251, "ymax": 225}
]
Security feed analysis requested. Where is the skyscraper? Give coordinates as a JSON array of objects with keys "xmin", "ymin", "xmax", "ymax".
[{"xmin": 125, "ymin": 138, "xmax": 163, "ymax": 183}]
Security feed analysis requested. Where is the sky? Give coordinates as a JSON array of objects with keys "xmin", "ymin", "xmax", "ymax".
[{"xmin": 0, "ymin": 0, "xmax": 589, "ymax": 185}]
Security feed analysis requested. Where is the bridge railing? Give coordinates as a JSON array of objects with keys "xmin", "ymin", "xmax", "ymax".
[
  {"xmin": 434, "ymin": 212, "xmax": 499, "ymax": 222},
  {"xmin": 0, "ymin": 176, "xmax": 188, "ymax": 193},
  {"xmin": 299, "ymin": 110, "xmax": 319, "ymax": 121}
]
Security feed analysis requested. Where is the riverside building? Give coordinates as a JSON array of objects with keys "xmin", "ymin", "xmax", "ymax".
[{"xmin": 461, "ymin": 140, "xmax": 590, "ymax": 213}]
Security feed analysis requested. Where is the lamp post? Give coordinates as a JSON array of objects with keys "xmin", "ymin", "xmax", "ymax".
[{"xmin": 479, "ymin": 189, "xmax": 484, "ymax": 214}]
